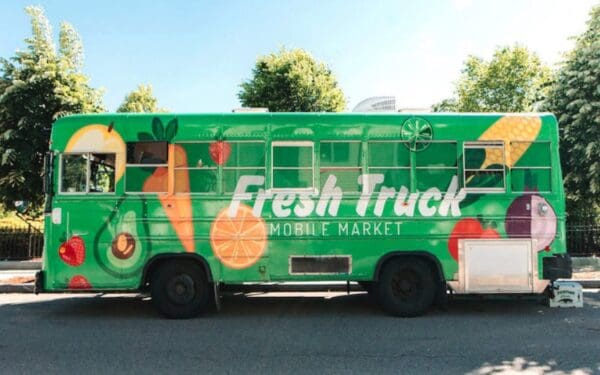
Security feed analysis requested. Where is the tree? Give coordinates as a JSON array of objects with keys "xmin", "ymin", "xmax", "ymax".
[
  {"xmin": 433, "ymin": 45, "xmax": 552, "ymax": 112},
  {"xmin": 238, "ymin": 48, "xmax": 346, "ymax": 112},
  {"xmin": 543, "ymin": 5, "xmax": 600, "ymax": 220},
  {"xmin": 431, "ymin": 98, "xmax": 458, "ymax": 112},
  {"xmin": 117, "ymin": 84, "xmax": 166, "ymax": 113},
  {"xmin": 0, "ymin": 6, "xmax": 104, "ymax": 212}
]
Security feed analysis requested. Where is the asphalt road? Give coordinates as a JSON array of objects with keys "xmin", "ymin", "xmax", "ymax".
[{"xmin": 0, "ymin": 291, "xmax": 599, "ymax": 374}]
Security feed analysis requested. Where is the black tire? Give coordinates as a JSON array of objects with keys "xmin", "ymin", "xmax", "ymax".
[
  {"xmin": 150, "ymin": 260, "xmax": 210, "ymax": 319},
  {"xmin": 434, "ymin": 282, "xmax": 449, "ymax": 311},
  {"xmin": 358, "ymin": 281, "xmax": 374, "ymax": 294},
  {"xmin": 376, "ymin": 258, "xmax": 437, "ymax": 317}
]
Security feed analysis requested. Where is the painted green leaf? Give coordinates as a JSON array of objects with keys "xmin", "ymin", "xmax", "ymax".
[
  {"xmin": 165, "ymin": 118, "xmax": 178, "ymax": 142},
  {"xmin": 459, "ymin": 194, "xmax": 482, "ymax": 209},
  {"xmin": 464, "ymin": 149, "xmax": 485, "ymax": 169},
  {"xmin": 137, "ymin": 132, "xmax": 154, "ymax": 141},
  {"xmin": 152, "ymin": 117, "xmax": 165, "ymax": 140}
]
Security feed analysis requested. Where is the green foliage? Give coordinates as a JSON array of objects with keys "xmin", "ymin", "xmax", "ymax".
[
  {"xmin": 431, "ymin": 98, "xmax": 458, "ymax": 112},
  {"xmin": 543, "ymin": 5, "xmax": 600, "ymax": 220},
  {"xmin": 238, "ymin": 48, "xmax": 346, "ymax": 112},
  {"xmin": 433, "ymin": 45, "xmax": 552, "ymax": 112},
  {"xmin": 0, "ymin": 6, "xmax": 104, "ymax": 212},
  {"xmin": 117, "ymin": 84, "xmax": 166, "ymax": 113}
]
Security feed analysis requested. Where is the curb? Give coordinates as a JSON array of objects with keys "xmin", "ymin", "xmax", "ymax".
[
  {"xmin": 0, "ymin": 284, "xmax": 34, "ymax": 293},
  {"xmin": 0, "ymin": 261, "xmax": 41, "ymax": 270},
  {"xmin": 577, "ymin": 280, "xmax": 600, "ymax": 289}
]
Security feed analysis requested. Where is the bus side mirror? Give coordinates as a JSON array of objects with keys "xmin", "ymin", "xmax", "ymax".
[{"xmin": 43, "ymin": 151, "xmax": 54, "ymax": 196}]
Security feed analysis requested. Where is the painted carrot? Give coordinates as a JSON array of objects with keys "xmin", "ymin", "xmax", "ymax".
[{"xmin": 142, "ymin": 141, "xmax": 195, "ymax": 252}]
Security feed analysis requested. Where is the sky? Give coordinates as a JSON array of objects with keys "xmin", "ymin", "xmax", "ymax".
[{"xmin": 0, "ymin": 0, "xmax": 597, "ymax": 112}]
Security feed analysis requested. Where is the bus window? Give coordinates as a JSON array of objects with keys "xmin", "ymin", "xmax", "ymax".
[
  {"xmin": 125, "ymin": 141, "xmax": 168, "ymax": 193},
  {"xmin": 89, "ymin": 153, "xmax": 115, "ymax": 193},
  {"xmin": 223, "ymin": 142, "xmax": 266, "ymax": 193},
  {"xmin": 416, "ymin": 141, "xmax": 457, "ymax": 191},
  {"xmin": 368, "ymin": 141, "xmax": 410, "ymax": 191},
  {"xmin": 463, "ymin": 141, "xmax": 505, "ymax": 192},
  {"xmin": 126, "ymin": 141, "xmax": 167, "ymax": 164},
  {"xmin": 60, "ymin": 154, "xmax": 87, "ymax": 193},
  {"xmin": 511, "ymin": 141, "xmax": 552, "ymax": 192},
  {"xmin": 174, "ymin": 142, "xmax": 217, "ymax": 193},
  {"xmin": 320, "ymin": 141, "xmax": 361, "ymax": 193},
  {"xmin": 272, "ymin": 141, "xmax": 314, "ymax": 190},
  {"xmin": 60, "ymin": 153, "xmax": 115, "ymax": 194}
]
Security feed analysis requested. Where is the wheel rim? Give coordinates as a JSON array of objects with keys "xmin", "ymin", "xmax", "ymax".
[
  {"xmin": 390, "ymin": 270, "xmax": 421, "ymax": 302},
  {"xmin": 166, "ymin": 273, "xmax": 196, "ymax": 305}
]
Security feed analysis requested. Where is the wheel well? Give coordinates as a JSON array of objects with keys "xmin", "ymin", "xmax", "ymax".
[
  {"xmin": 140, "ymin": 253, "xmax": 213, "ymax": 290},
  {"xmin": 373, "ymin": 251, "xmax": 445, "ymax": 283}
]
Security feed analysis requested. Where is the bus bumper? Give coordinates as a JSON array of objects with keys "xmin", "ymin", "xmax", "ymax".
[
  {"xmin": 543, "ymin": 254, "xmax": 572, "ymax": 280},
  {"xmin": 34, "ymin": 270, "xmax": 44, "ymax": 294}
]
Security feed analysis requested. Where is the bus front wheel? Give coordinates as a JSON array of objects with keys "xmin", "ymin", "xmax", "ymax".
[
  {"xmin": 376, "ymin": 258, "xmax": 436, "ymax": 317},
  {"xmin": 150, "ymin": 260, "xmax": 210, "ymax": 319}
]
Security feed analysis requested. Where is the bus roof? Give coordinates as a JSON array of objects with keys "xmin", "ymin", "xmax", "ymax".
[
  {"xmin": 56, "ymin": 112, "xmax": 556, "ymax": 119},
  {"xmin": 50, "ymin": 112, "xmax": 559, "ymax": 151}
]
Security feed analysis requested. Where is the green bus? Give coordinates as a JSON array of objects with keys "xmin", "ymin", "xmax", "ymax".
[{"xmin": 36, "ymin": 113, "xmax": 572, "ymax": 318}]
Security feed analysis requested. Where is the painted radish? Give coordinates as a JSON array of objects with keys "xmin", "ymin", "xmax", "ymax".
[{"xmin": 505, "ymin": 194, "xmax": 557, "ymax": 251}]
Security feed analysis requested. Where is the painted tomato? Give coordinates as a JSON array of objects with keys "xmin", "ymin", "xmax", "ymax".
[
  {"xmin": 481, "ymin": 228, "xmax": 501, "ymax": 239},
  {"xmin": 448, "ymin": 218, "xmax": 483, "ymax": 261},
  {"xmin": 58, "ymin": 235, "xmax": 85, "ymax": 266},
  {"xmin": 505, "ymin": 194, "xmax": 557, "ymax": 251},
  {"xmin": 448, "ymin": 218, "xmax": 500, "ymax": 261}
]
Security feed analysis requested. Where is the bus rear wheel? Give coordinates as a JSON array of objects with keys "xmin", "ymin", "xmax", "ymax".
[
  {"xmin": 376, "ymin": 258, "xmax": 436, "ymax": 317},
  {"xmin": 358, "ymin": 281, "xmax": 374, "ymax": 294},
  {"xmin": 150, "ymin": 260, "xmax": 210, "ymax": 319}
]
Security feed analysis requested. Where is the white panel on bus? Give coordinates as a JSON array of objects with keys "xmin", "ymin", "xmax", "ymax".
[{"xmin": 460, "ymin": 239, "xmax": 535, "ymax": 293}]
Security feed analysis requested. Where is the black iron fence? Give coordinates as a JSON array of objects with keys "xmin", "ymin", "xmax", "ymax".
[
  {"xmin": 0, "ymin": 222, "xmax": 598, "ymax": 260},
  {"xmin": 0, "ymin": 224, "xmax": 43, "ymax": 260},
  {"xmin": 567, "ymin": 223, "xmax": 600, "ymax": 256}
]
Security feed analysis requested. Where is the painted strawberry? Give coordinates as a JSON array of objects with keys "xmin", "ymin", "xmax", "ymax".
[
  {"xmin": 448, "ymin": 218, "xmax": 500, "ymax": 261},
  {"xmin": 209, "ymin": 141, "xmax": 231, "ymax": 165},
  {"xmin": 68, "ymin": 275, "xmax": 91, "ymax": 289},
  {"xmin": 58, "ymin": 235, "xmax": 85, "ymax": 266}
]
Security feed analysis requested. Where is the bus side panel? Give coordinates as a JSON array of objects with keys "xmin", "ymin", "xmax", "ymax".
[
  {"xmin": 43, "ymin": 113, "xmax": 566, "ymax": 290},
  {"xmin": 45, "ymin": 197, "xmax": 138, "ymax": 290}
]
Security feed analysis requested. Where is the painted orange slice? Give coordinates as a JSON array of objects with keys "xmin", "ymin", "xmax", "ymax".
[{"xmin": 210, "ymin": 204, "xmax": 267, "ymax": 269}]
